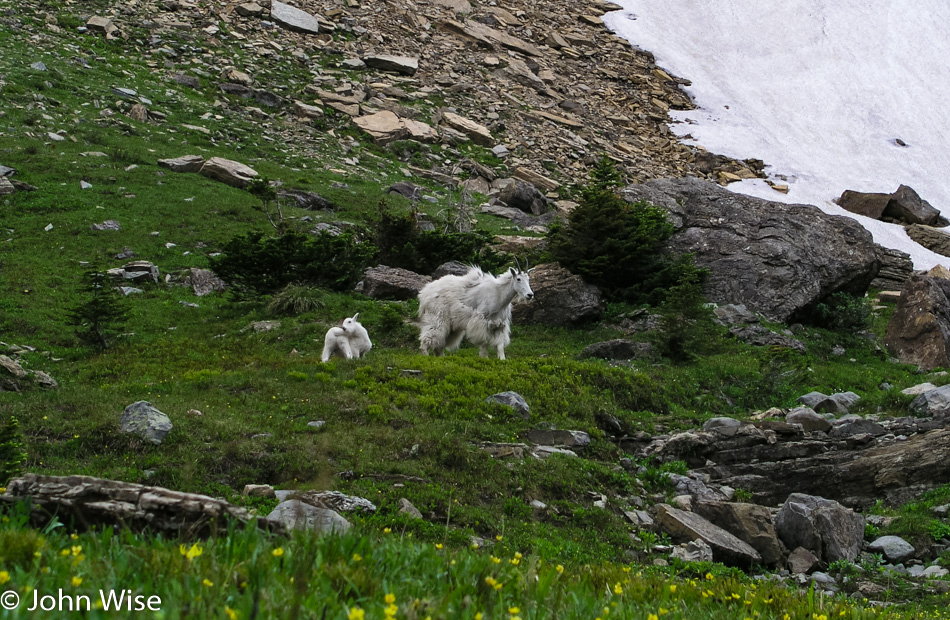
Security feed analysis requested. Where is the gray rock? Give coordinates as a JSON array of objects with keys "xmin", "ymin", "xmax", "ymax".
[
  {"xmin": 579, "ymin": 339, "xmax": 653, "ymax": 361},
  {"xmin": 494, "ymin": 180, "xmax": 548, "ymax": 215},
  {"xmin": 787, "ymin": 546, "xmax": 820, "ymax": 574},
  {"xmin": 829, "ymin": 418, "xmax": 886, "ymax": 438},
  {"xmin": 91, "ymin": 219, "xmax": 121, "ymax": 231},
  {"xmin": 922, "ymin": 565, "xmax": 949, "ymax": 578},
  {"xmin": 387, "ymin": 181, "xmax": 423, "ymax": 200},
  {"xmin": 512, "ymin": 263, "xmax": 604, "ymax": 326},
  {"xmin": 670, "ymin": 538, "xmax": 714, "ymax": 563},
  {"xmin": 307, "ymin": 420, "xmax": 325, "ymax": 430},
  {"xmin": 158, "ymin": 155, "xmax": 205, "ymax": 173},
  {"xmin": 363, "ymin": 55, "xmax": 419, "ymax": 76},
  {"xmin": 526, "ymin": 429, "xmax": 590, "ymax": 447},
  {"xmin": 278, "ymin": 189, "xmax": 337, "ymax": 211},
  {"xmin": 296, "ymin": 490, "xmax": 377, "ymax": 513},
  {"xmin": 397, "ymin": 498, "xmax": 423, "ymax": 519},
  {"xmin": 655, "ymin": 504, "xmax": 762, "ymax": 568},
  {"xmin": 837, "ymin": 185, "xmax": 942, "ymax": 226},
  {"xmin": 694, "ymin": 501, "xmax": 784, "ymax": 566},
  {"xmin": 198, "ymin": 157, "xmax": 258, "ymax": 189},
  {"xmin": 884, "ymin": 275, "xmax": 950, "ymax": 371},
  {"xmin": 729, "ymin": 324, "xmax": 807, "ymax": 352},
  {"xmin": 703, "ymin": 417, "xmax": 742, "ymax": 436},
  {"xmin": 119, "ymin": 287, "xmax": 143, "ymax": 296},
  {"xmin": 909, "ymin": 383, "xmax": 950, "ymax": 417},
  {"xmin": 183, "ymin": 268, "xmax": 226, "ymax": 297},
  {"xmin": 712, "ymin": 304, "xmax": 760, "ymax": 326},
  {"xmin": 486, "ymin": 391, "xmax": 529, "ymax": 419},
  {"xmin": 359, "ymin": 265, "xmax": 430, "ymax": 300},
  {"xmin": 786, "ymin": 407, "xmax": 832, "ymax": 432},
  {"xmin": 265, "ymin": 500, "xmax": 350, "ymax": 533},
  {"xmin": 271, "ymin": 1, "xmax": 321, "ymax": 34},
  {"xmin": 531, "ymin": 445, "xmax": 578, "ymax": 458},
  {"xmin": 242, "ymin": 484, "xmax": 276, "ymax": 498},
  {"xmin": 120, "ymin": 401, "xmax": 173, "ymax": 445},
  {"xmin": 868, "ymin": 536, "xmax": 915, "ymax": 563},
  {"xmin": 775, "ymin": 494, "xmax": 864, "ymax": 562},
  {"xmin": 621, "ymin": 177, "xmax": 881, "ymax": 322},
  {"xmin": 902, "ymin": 382, "xmax": 937, "ymax": 396},
  {"xmin": 431, "ymin": 261, "xmax": 471, "ymax": 279}
]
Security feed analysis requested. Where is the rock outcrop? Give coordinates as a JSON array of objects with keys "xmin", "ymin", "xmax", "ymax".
[
  {"xmin": 512, "ymin": 263, "xmax": 604, "ymax": 326},
  {"xmin": 621, "ymin": 177, "xmax": 881, "ymax": 322},
  {"xmin": 1, "ymin": 474, "xmax": 266, "ymax": 535},
  {"xmin": 837, "ymin": 185, "xmax": 944, "ymax": 226},
  {"xmin": 884, "ymin": 275, "xmax": 950, "ymax": 370}
]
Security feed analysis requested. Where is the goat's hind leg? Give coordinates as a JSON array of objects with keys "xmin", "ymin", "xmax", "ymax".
[{"xmin": 445, "ymin": 329, "xmax": 465, "ymax": 352}]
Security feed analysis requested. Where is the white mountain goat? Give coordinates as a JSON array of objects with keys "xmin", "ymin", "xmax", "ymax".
[
  {"xmin": 321, "ymin": 313, "xmax": 372, "ymax": 362},
  {"xmin": 417, "ymin": 259, "xmax": 534, "ymax": 360}
]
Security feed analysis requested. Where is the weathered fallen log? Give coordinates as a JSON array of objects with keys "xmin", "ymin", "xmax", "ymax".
[{"xmin": 1, "ymin": 474, "xmax": 280, "ymax": 537}]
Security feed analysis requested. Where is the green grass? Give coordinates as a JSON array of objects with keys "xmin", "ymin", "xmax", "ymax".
[
  {"xmin": 2, "ymin": 504, "xmax": 942, "ymax": 619},
  {"xmin": 2, "ymin": 1, "xmax": 949, "ymax": 614}
]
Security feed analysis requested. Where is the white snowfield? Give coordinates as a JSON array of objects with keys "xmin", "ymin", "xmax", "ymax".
[{"xmin": 604, "ymin": 0, "xmax": 950, "ymax": 270}]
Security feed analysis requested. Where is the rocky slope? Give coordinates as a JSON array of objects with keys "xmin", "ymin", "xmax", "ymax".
[{"xmin": 1, "ymin": 0, "xmax": 765, "ymax": 195}]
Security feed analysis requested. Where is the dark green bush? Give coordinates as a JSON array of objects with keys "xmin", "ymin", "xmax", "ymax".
[
  {"xmin": 209, "ymin": 231, "xmax": 376, "ymax": 298},
  {"xmin": 546, "ymin": 188, "xmax": 683, "ymax": 304},
  {"xmin": 807, "ymin": 292, "xmax": 872, "ymax": 332}
]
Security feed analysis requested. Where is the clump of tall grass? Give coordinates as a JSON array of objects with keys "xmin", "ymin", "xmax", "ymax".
[{"xmin": 267, "ymin": 284, "xmax": 329, "ymax": 316}]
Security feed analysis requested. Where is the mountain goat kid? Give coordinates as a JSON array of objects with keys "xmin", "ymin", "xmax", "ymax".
[
  {"xmin": 321, "ymin": 313, "xmax": 372, "ymax": 362},
  {"xmin": 417, "ymin": 260, "xmax": 534, "ymax": 360}
]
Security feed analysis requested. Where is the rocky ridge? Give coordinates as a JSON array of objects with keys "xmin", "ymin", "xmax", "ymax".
[{"xmin": 1, "ymin": 0, "xmax": 767, "ymax": 198}]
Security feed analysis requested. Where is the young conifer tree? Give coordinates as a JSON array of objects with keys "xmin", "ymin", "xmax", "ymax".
[
  {"xmin": 68, "ymin": 266, "xmax": 131, "ymax": 351},
  {"xmin": 0, "ymin": 415, "xmax": 27, "ymax": 485}
]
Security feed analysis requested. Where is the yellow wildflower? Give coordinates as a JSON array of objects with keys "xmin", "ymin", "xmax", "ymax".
[
  {"xmin": 385, "ymin": 593, "xmax": 396, "ymax": 605},
  {"xmin": 0, "ymin": 571, "xmax": 9, "ymax": 585},
  {"xmin": 613, "ymin": 582, "xmax": 623, "ymax": 595},
  {"xmin": 659, "ymin": 608, "xmax": 669, "ymax": 616},
  {"xmin": 70, "ymin": 533, "xmax": 79, "ymax": 540},
  {"xmin": 384, "ymin": 604, "xmax": 398, "ymax": 617},
  {"xmin": 485, "ymin": 577, "xmax": 497, "ymax": 587},
  {"xmin": 705, "ymin": 572, "xmax": 715, "ymax": 580},
  {"xmin": 648, "ymin": 615, "xmax": 659, "ymax": 620},
  {"xmin": 556, "ymin": 564, "xmax": 564, "ymax": 574},
  {"xmin": 475, "ymin": 614, "xmax": 483, "ymax": 620},
  {"xmin": 514, "ymin": 552, "xmax": 523, "ymax": 559},
  {"xmin": 508, "ymin": 607, "xmax": 520, "ymax": 614},
  {"xmin": 352, "ymin": 553, "xmax": 362, "ymax": 562},
  {"xmin": 383, "ymin": 527, "xmax": 392, "ymax": 534},
  {"xmin": 71, "ymin": 545, "xmax": 82, "ymax": 556},
  {"xmin": 180, "ymin": 543, "xmax": 203, "ymax": 561},
  {"xmin": 348, "ymin": 607, "xmax": 365, "ymax": 620},
  {"xmin": 225, "ymin": 607, "xmax": 240, "ymax": 620},
  {"xmin": 435, "ymin": 543, "xmax": 443, "ymax": 550},
  {"xmin": 60, "ymin": 549, "xmax": 71, "ymax": 557},
  {"xmin": 669, "ymin": 584, "xmax": 677, "ymax": 593},
  {"xmin": 272, "ymin": 547, "xmax": 284, "ymax": 557},
  {"xmin": 491, "ymin": 556, "xmax": 501, "ymax": 564},
  {"xmin": 71, "ymin": 576, "xmax": 82, "ymax": 587}
]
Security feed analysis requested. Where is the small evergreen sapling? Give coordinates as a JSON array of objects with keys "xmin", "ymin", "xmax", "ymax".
[
  {"xmin": 68, "ymin": 266, "xmax": 131, "ymax": 351},
  {"xmin": 0, "ymin": 415, "xmax": 27, "ymax": 485}
]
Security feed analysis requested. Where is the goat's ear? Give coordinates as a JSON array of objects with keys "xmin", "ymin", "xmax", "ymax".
[
  {"xmin": 527, "ymin": 267, "xmax": 536, "ymax": 273},
  {"xmin": 351, "ymin": 313, "xmax": 359, "ymax": 321},
  {"xmin": 509, "ymin": 267, "xmax": 517, "ymax": 276}
]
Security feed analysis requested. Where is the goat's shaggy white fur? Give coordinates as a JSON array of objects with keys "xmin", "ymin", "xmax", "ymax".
[
  {"xmin": 321, "ymin": 313, "xmax": 372, "ymax": 362},
  {"xmin": 417, "ymin": 266, "xmax": 533, "ymax": 360}
]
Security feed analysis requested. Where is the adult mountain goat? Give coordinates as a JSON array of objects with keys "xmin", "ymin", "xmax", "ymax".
[{"xmin": 417, "ymin": 259, "xmax": 534, "ymax": 360}]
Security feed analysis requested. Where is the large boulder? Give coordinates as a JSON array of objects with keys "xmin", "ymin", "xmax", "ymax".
[
  {"xmin": 363, "ymin": 55, "xmax": 418, "ymax": 76},
  {"xmin": 621, "ymin": 177, "xmax": 881, "ymax": 322},
  {"xmin": 183, "ymin": 268, "xmax": 227, "ymax": 297},
  {"xmin": 358, "ymin": 265, "xmax": 431, "ymax": 300},
  {"xmin": 906, "ymin": 225, "xmax": 950, "ymax": 257},
  {"xmin": 271, "ymin": 1, "xmax": 321, "ymax": 34},
  {"xmin": 120, "ymin": 401, "xmax": 173, "ymax": 445},
  {"xmin": 837, "ymin": 185, "xmax": 943, "ymax": 226},
  {"xmin": 909, "ymin": 384, "xmax": 950, "ymax": 417},
  {"xmin": 884, "ymin": 275, "xmax": 950, "ymax": 370},
  {"xmin": 265, "ymin": 500, "xmax": 350, "ymax": 533},
  {"xmin": 198, "ymin": 157, "xmax": 258, "ymax": 189},
  {"xmin": 868, "ymin": 535, "xmax": 915, "ymax": 563},
  {"xmin": 494, "ymin": 180, "xmax": 548, "ymax": 215},
  {"xmin": 654, "ymin": 504, "xmax": 762, "ymax": 568},
  {"xmin": 0, "ymin": 355, "xmax": 58, "ymax": 392},
  {"xmin": 774, "ymin": 494, "xmax": 864, "ymax": 562},
  {"xmin": 511, "ymin": 263, "xmax": 604, "ymax": 326},
  {"xmin": 695, "ymin": 501, "xmax": 785, "ymax": 566}
]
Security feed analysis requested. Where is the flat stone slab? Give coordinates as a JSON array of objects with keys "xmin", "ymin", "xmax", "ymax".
[{"xmin": 271, "ymin": 1, "xmax": 321, "ymax": 35}]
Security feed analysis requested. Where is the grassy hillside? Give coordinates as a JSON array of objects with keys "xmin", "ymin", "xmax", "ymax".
[{"xmin": 2, "ymin": 2, "xmax": 949, "ymax": 617}]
